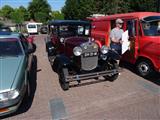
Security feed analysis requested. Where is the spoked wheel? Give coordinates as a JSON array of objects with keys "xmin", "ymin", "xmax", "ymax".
[
  {"xmin": 104, "ymin": 62, "xmax": 119, "ymax": 82},
  {"xmin": 58, "ymin": 67, "xmax": 69, "ymax": 91},
  {"xmin": 136, "ymin": 59, "xmax": 154, "ymax": 78}
]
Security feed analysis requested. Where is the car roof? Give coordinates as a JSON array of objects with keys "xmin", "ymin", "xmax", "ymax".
[
  {"xmin": 0, "ymin": 32, "xmax": 20, "ymax": 39},
  {"xmin": 88, "ymin": 12, "xmax": 160, "ymax": 21},
  {"xmin": 48, "ymin": 20, "xmax": 90, "ymax": 26}
]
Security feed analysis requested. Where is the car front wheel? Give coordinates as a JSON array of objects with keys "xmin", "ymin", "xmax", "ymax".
[{"xmin": 104, "ymin": 62, "xmax": 119, "ymax": 82}]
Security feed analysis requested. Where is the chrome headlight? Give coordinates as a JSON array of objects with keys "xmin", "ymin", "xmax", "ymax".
[
  {"xmin": 60, "ymin": 37, "xmax": 65, "ymax": 43},
  {"xmin": 73, "ymin": 46, "xmax": 82, "ymax": 56},
  {"xmin": 101, "ymin": 45, "xmax": 109, "ymax": 54},
  {"xmin": 0, "ymin": 90, "xmax": 19, "ymax": 102}
]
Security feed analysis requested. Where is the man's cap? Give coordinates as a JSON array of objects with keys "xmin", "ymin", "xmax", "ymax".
[{"xmin": 116, "ymin": 18, "xmax": 124, "ymax": 24}]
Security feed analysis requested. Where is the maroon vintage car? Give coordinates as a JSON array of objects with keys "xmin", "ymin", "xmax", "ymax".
[{"xmin": 46, "ymin": 20, "xmax": 120, "ymax": 90}]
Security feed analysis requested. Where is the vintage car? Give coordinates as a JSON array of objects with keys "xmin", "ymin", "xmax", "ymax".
[
  {"xmin": 0, "ymin": 31, "xmax": 36, "ymax": 116},
  {"xmin": 46, "ymin": 20, "xmax": 120, "ymax": 90}
]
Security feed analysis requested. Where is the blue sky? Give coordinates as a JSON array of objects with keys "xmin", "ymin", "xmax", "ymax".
[{"xmin": 0, "ymin": 0, "xmax": 66, "ymax": 11}]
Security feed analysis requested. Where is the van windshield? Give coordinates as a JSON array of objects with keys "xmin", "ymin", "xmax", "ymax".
[
  {"xmin": 141, "ymin": 20, "xmax": 160, "ymax": 36},
  {"xmin": 28, "ymin": 25, "xmax": 36, "ymax": 28}
]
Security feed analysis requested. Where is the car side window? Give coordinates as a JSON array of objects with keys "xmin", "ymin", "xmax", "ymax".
[{"xmin": 126, "ymin": 19, "xmax": 137, "ymax": 36}]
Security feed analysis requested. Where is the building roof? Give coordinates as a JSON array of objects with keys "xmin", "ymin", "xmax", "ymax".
[
  {"xmin": 48, "ymin": 20, "xmax": 90, "ymax": 26},
  {"xmin": 89, "ymin": 12, "xmax": 160, "ymax": 21}
]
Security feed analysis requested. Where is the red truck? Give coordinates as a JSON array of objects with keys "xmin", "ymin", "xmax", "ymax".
[{"xmin": 89, "ymin": 12, "xmax": 160, "ymax": 78}]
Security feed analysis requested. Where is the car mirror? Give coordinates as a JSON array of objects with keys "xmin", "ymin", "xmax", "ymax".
[{"xmin": 26, "ymin": 43, "xmax": 36, "ymax": 54}]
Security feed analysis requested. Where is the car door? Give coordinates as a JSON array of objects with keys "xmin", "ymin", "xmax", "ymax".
[
  {"xmin": 20, "ymin": 35, "xmax": 32, "ymax": 71},
  {"xmin": 122, "ymin": 18, "xmax": 139, "ymax": 63}
]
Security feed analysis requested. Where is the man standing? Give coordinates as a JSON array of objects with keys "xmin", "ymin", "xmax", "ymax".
[{"xmin": 110, "ymin": 18, "xmax": 124, "ymax": 55}]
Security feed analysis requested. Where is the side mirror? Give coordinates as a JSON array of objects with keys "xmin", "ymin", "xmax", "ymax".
[{"xmin": 26, "ymin": 43, "xmax": 36, "ymax": 54}]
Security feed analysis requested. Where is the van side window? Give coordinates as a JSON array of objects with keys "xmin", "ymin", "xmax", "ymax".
[
  {"xmin": 111, "ymin": 20, "xmax": 116, "ymax": 29},
  {"xmin": 126, "ymin": 20, "xmax": 137, "ymax": 36}
]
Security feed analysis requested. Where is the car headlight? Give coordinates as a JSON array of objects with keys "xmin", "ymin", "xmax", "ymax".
[
  {"xmin": 101, "ymin": 45, "xmax": 109, "ymax": 54},
  {"xmin": 73, "ymin": 47, "xmax": 82, "ymax": 56},
  {"xmin": 0, "ymin": 90, "xmax": 19, "ymax": 102},
  {"xmin": 60, "ymin": 38, "xmax": 65, "ymax": 43}
]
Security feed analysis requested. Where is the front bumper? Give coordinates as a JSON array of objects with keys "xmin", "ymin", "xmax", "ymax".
[
  {"xmin": 66, "ymin": 69, "xmax": 119, "ymax": 82},
  {"xmin": 0, "ymin": 98, "xmax": 22, "ymax": 117}
]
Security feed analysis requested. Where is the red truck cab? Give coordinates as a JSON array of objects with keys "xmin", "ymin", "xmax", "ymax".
[{"xmin": 89, "ymin": 12, "xmax": 160, "ymax": 77}]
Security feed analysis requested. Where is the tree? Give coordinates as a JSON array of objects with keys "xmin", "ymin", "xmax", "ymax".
[
  {"xmin": 51, "ymin": 11, "xmax": 64, "ymax": 20},
  {"xmin": 1, "ymin": 5, "xmax": 14, "ymax": 19},
  {"xmin": 19, "ymin": 6, "xmax": 29, "ymax": 21},
  {"xmin": 62, "ymin": 0, "xmax": 95, "ymax": 20},
  {"xmin": 129, "ymin": 0, "xmax": 156, "ymax": 12},
  {"xmin": 28, "ymin": 0, "xmax": 51, "ymax": 22},
  {"xmin": 10, "ymin": 8, "xmax": 24, "ymax": 24}
]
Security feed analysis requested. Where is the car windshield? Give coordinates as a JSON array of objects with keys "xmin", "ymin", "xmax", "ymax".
[
  {"xmin": 141, "ymin": 20, "xmax": 160, "ymax": 36},
  {"xmin": 0, "ymin": 38, "xmax": 23, "ymax": 57},
  {"xmin": 59, "ymin": 25, "xmax": 90, "ymax": 37}
]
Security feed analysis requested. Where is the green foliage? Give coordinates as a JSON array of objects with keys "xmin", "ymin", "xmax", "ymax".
[
  {"xmin": 19, "ymin": 6, "xmax": 30, "ymax": 21},
  {"xmin": 51, "ymin": 11, "xmax": 64, "ymax": 20},
  {"xmin": 1, "ymin": 5, "xmax": 14, "ymax": 19},
  {"xmin": 62, "ymin": 0, "xmax": 158, "ymax": 20},
  {"xmin": 10, "ymin": 8, "xmax": 24, "ymax": 24},
  {"xmin": 28, "ymin": 0, "xmax": 51, "ymax": 22}
]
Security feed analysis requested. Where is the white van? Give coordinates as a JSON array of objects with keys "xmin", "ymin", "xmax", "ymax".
[{"xmin": 26, "ymin": 22, "xmax": 42, "ymax": 34}]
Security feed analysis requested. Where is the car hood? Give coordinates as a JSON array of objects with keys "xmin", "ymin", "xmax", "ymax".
[
  {"xmin": 0, "ymin": 56, "xmax": 24, "ymax": 92},
  {"xmin": 65, "ymin": 36, "xmax": 89, "ymax": 46}
]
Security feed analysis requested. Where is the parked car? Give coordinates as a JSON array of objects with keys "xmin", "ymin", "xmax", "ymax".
[
  {"xmin": 88, "ymin": 12, "xmax": 160, "ymax": 78},
  {"xmin": 0, "ymin": 26, "xmax": 12, "ymax": 32},
  {"xmin": 0, "ymin": 31, "xmax": 36, "ymax": 116},
  {"xmin": 46, "ymin": 20, "xmax": 120, "ymax": 90},
  {"xmin": 40, "ymin": 26, "xmax": 48, "ymax": 34},
  {"xmin": 26, "ymin": 22, "xmax": 42, "ymax": 34}
]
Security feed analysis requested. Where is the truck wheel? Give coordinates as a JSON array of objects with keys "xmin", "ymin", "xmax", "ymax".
[
  {"xmin": 104, "ymin": 62, "xmax": 119, "ymax": 82},
  {"xmin": 58, "ymin": 67, "xmax": 69, "ymax": 91},
  {"xmin": 136, "ymin": 59, "xmax": 154, "ymax": 78}
]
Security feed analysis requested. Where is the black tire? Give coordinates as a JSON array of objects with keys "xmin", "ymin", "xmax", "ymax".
[
  {"xmin": 25, "ymin": 72, "xmax": 31, "ymax": 99},
  {"xmin": 104, "ymin": 62, "xmax": 119, "ymax": 82},
  {"xmin": 48, "ymin": 54, "xmax": 55, "ymax": 65},
  {"xmin": 136, "ymin": 59, "xmax": 155, "ymax": 78},
  {"xmin": 58, "ymin": 67, "xmax": 69, "ymax": 91}
]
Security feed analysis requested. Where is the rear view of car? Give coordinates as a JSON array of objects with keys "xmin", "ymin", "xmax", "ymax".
[{"xmin": 26, "ymin": 23, "xmax": 38, "ymax": 34}]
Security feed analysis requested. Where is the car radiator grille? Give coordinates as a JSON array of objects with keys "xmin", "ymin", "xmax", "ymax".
[{"xmin": 81, "ymin": 42, "xmax": 98, "ymax": 71}]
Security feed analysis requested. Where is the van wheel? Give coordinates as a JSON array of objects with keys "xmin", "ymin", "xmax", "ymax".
[
  {"xmin": 58, "ymin": 67, "xmax": 69, "ymax": 91},
  {"xmin": 136, "ymin": 59, "xmax": 154, "ymax": 78}
]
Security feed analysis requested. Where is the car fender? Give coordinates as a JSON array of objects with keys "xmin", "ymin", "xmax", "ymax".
[
  {"xmin": 107, "ymin": 50, "xmax": 121, "ymax": 60},
  {"xmin": 52, "ymin": 54, "xmax": 71, "ymax": 72}
]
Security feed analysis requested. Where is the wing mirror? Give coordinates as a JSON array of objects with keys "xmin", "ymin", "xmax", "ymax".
[{"xmin": 26, "ymin": 43, "xmax": 36, "ymax": 54}]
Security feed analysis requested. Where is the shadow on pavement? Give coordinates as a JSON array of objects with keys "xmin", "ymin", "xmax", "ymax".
[
  {"xmin": 1, "ymin": 55, "xmax": 38, "ymax": 119},
  {"xmin": 120, "ymin": 61, "xmax": 160, "ymax": 86}
]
